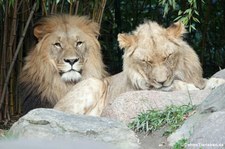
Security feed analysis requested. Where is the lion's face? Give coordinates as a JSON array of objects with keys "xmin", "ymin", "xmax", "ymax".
[
  {"xmin": 39, "ymin": 30, "xmax": 89, "ymax": 83},
  {"xmin": 31, "ymin": 15, "xmax": 106, "ymax": 84},
  {"xmin": 118, "ymin": 21, "xmax": 187, "ymax": 90},
  {"xmin": 131, "ymin": 42, "xmax": 180, "ymax": 89}
]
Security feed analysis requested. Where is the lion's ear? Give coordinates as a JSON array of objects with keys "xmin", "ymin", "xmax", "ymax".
[
  {"xmin": 167, "ymin": 22, "xmax": 186, "ymax": 38},
  {"xmin": 34, "ymin": 25, "xmax": 45, "ymax": 40},
  {"xmin": 34, "ymin": 21, "xmax": 54, "ymax": 41},
  {"xmin": 118, "ymin": 33, "xmax": 137, "ymax": 49}
]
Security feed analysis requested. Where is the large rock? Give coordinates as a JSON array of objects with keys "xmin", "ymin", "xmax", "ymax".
[
  {"xmin": 212, "ymin": 69, "xmax": 225, "ymax": 79},
  {"xmin": 188, "ymin": 111, "xmax": 225, "ymax": 149},
  {"xmin": 102, "ymin": 89, "xmax": 211, "ymax": 123},
  {"xmin": 168, "ymin": 84, "xmax": 225, "ymax": 146},
  {"xmin": 6, "ymin": 109, "xmax": 139, "ymax": 149},
  {"xmin": 167, "ymin": 112, "xmax": 208, "ymax": 146},
  {"xmin": 0, "ymin": 138, "xmax": 115, "ymax": 149},
  {"xmin": 198, "ymin": 83, "xmax": 225, "ymax": 113}
]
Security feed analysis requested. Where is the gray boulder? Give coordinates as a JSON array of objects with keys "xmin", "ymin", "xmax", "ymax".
[
  {"xmin": 0, "ymin": 139, "xmax": 115, "ymax": 149},
  {"xmin": 212, "ymin": 69, "xmax": 225, "ymax": 79},
  {"xmin": 198, "ymin": 83, "xmax": 225, "ymax": 113},
  {"xmin": 6, "ymin": 108, "xmax": 140, "ymax": 149},
  {"xmin": 188, "ymin": 111, "xmax": 225, "ymax": 149},
  {"xmin": 102, "ymin": 90, "xmax": 211, "ymax": 123},
  {"xmin": 168, "ymin": 84, "xmax": 225, "ymax": 146}
]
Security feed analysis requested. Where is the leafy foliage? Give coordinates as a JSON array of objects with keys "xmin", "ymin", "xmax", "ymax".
[
  {"xmin": 159, "ymin": 0, "xmax": 204, "ymax": 32},
  {"xmin": 128, "ymin": 104, "xmax": 195, "ymax": 136}
]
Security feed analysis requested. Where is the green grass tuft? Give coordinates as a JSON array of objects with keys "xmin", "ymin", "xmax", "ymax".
[
  {"xmin": 128, "ymin": 104, "xmax": 195, "ymax": 136},
  {"xmin": 172, "ymin": 138, "xmax": 188, "ymax": 149}
]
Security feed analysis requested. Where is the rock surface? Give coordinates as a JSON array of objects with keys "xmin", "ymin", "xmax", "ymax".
[
  {"xmin": 0, "ymin": 138, "xmax": 115, "ymax": 149},
  {"xmin": 188, "ymin": 111, "xmax": 225, "ymax": 149},
  {"xmin": 102, "ymin": 89, "xmax": 211, "ymax": 123},
  {"xmin": 168, "ymin": 84, "xmax": 225, "ymax": 146},
  {"xmin": 212, "ymin": 69, "xmax": 225, "ymax": 79},
  {"xmin": 7, "ymin": 108, "xmax": 140, "ymax": 149}
]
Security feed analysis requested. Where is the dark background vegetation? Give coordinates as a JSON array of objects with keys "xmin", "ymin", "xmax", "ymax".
[{"xmin": 0, "ymin": 0, "xmax": 224, "ymax": 124}]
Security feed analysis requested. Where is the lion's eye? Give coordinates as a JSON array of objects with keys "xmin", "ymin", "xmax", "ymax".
[
  {"xmin": 148, "ymin": 60, "xmax": 153, "ymax": 64},
  {"xmin": 163, "ymin": 57, "xmax": 167, "ymax": 61},
  {"xmin": 168, "ymin": 53, "xmax": 173, "ymax": 58},
  {"xmin": 76, "ymin": 41, "xmax": 83, "ymax": 47},
  {"xmin": 141, "ymin": 60, "xmax": 147, "ymax": 63},
  {"xmin": 53, "ymin": 42, "xmax": 62, "ymax": 49},
  {"xmin": 142, "ymin": 60, "xmax": 153, "ymax": 65},
  {"xmin": 164, "ymin": 53, "xmax": 172, "ymax": 61}
]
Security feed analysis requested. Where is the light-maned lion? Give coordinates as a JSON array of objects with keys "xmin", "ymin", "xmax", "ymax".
[
  {"xmin": 19, "ymin": 14, "xmax": 107, "ymax": 114},
  {"xmin": 54, "ymin": 20, "xmax": 206, "ymax": 116}
]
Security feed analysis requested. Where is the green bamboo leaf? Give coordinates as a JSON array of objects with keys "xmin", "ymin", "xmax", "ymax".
[
  {"xmin": 163, "ymin": 3, "xmax": 169, "ymax": 17},
  {"xmin": 193, "ymin": 17, "xmax": 200, "ymax": 23},
  {"xmin": 172, "ymin": 0, "xmax": 176, "ymax": 9},
  {"xmin": 181, "ymin": 17, "xmax": 188, "ymax": 25},
  {"xmin": 193, "ymin": 0, "xmax": 197, "ymax": 8},
  {"xmin": 178, "ymin": 10, "xmax": 183, "ymax": 15},
  {"xmin": 174, "ymin": 16, "xmax": 182, "ymax": 21},
  {"xmin": 188, "ymin": 0, "xmax": 193, "ymax": 4},
  {"xmin": 191, "ymin": 25, "xmax": 196, "ymax": 30},
  {"xmin": 184, "ymin": 9, "xmax": 191, "ymax": 14},
  {"xmin": 188, "ymin": 9, "xmax": 192, "ymax": 16},
  {"xmin": 194, "ymin": 10, "xmax": 199, "ymax": 15},
  {"xmin": 56, "ymin": 0, "xmax": 61, "ymax": 4},
  {"xmin": 9, "ymin": 0, "xmax": 15, "ymax": 7}
]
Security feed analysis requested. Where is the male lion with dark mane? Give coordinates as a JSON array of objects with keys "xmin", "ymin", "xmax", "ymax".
[
  {"xmin": 19, "ymin": 15, "xmax": 107, "ymax": 114},
  {"xmin": 54, "ymin": 20, "xmax": 224, "ymax": 116}
]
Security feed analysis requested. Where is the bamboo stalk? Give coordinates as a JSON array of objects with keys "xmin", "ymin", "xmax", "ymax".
[
  {"xmin": 0, "ymin": 1, "xmax": 9, "ymax": 118},
  {"xmin": 4, "ymin": 89, "xmax": 9, "ymax": 120},
  {"xmin": 92, "ymin": 0, "xmax": 106, "ymax": 26},
  {"xmin": 51, "ymin": 1, "xmax": 56, "ymax": 14},
  {"xmin": 16, "ymin": 1, "xmax": 27, "ymax": 114},
  {"xmin": 7, "ymin": 0, "xmax": 18, "ymax": 115},
  {"xmin": 69, "ymin": 0, "xmax": 73, "ymax": 15},
  {"xmin": 75, "ymin": 0, "xmax": 79, "ymax": 15},
  {"xmin": 0, "ymin": 2, "xmax": 37, "ymax": 110},
  {"xmin": 42, "ymin": 0, "xmax": 47, "ymax": 15},
  {"xmin": 60, "ymin": 0, "xmax": 65, "ymax": 13},
  {"xmin": 98, "ymin": 0, "xmax": 106, "ymax": 26}
]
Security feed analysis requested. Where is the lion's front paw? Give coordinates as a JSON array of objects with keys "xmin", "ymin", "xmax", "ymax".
[
  {"xmin": 159, "ymin": 80, "xmax": 200, "ymax": 91},
  {"xmin": 172, "ymin": 80, "xmax": 200, "ymax": 91},
  {"xmin": 194, "ymin": 78, "xmax": 206, "ymax": 89}
]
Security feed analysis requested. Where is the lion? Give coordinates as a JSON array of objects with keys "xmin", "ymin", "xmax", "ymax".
[
  {"xmin": 54, "ymin": 20, "xmax": 209, "ymax": 116},
  {"xmin": 19, "ymin": 14, "xmax": 107, "ymax": 114}
]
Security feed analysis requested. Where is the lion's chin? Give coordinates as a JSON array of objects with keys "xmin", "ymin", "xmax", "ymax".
[{"xmin": 61, "ymin": 71, "xmax": 82, "ymax": 83}]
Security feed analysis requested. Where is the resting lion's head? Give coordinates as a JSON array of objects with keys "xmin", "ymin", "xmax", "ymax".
[
  {"xmin": 118, "ymin": 21, "xmax": 205, "ymax": 90},
  {"xmin": 19, "ymin": 15, "xmax": 107, "ymax": 114}
]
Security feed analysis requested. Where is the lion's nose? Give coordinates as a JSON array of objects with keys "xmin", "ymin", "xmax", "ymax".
[
  {"xmin": 64, "ymin": 58, "xmax": 79, "ymax": 65},
  {"xmin": 157, "ymin": 80, "xmax": 166, "ymax": 85},
  {"xmin": 154, "ymin": 78, "xmax": 166, "ymax": 85}
]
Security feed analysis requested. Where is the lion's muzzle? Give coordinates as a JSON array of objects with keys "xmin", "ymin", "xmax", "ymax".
[{"xmin": 59, "ymin": 57, "xmax": 83, "ymax": 83}]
